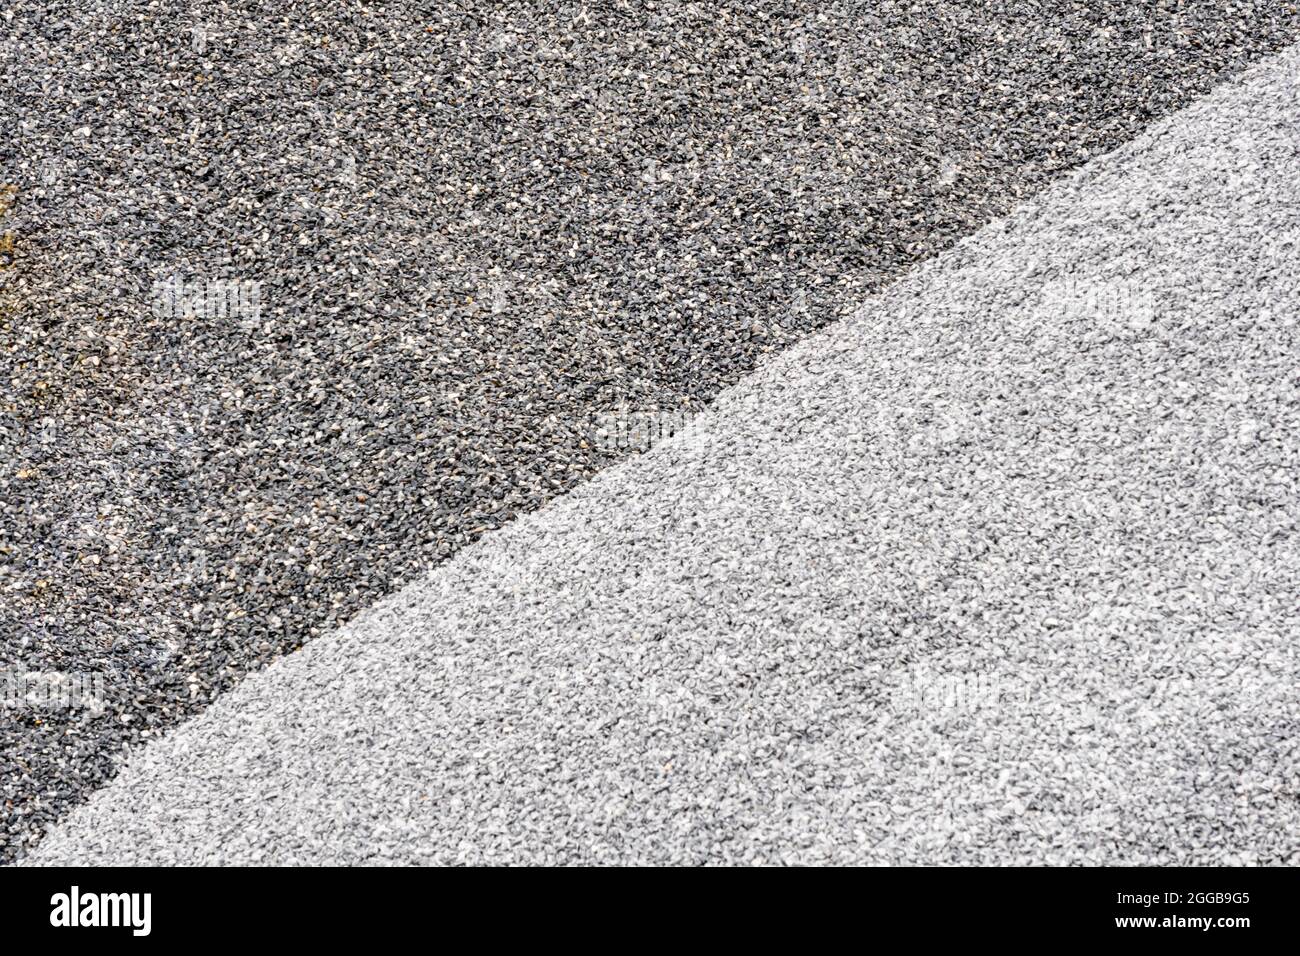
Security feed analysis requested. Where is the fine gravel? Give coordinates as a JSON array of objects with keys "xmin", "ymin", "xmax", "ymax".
[
  {"xmin": 4, "ymin": 2, "xmax": 1300, "ymax": 861},
  {"xmin": 26, "ymin": 43, "xmax": 1300, "ymax": 866}
]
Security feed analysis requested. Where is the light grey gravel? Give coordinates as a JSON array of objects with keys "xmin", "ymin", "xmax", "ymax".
[{"xmin": 25, "ymin": 42, "xmax": 1300, "ymax": 866}]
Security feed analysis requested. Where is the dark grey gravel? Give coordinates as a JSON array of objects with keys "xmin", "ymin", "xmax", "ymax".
[{"xmin": 3, "ymin": 0, "xmax": 1300, "ymax": 861}]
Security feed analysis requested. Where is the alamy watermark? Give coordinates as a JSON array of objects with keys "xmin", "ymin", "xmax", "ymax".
[
  {"xmin": 591, "ymin": 407, "xmax": 694, "ymax": 453},
  {"xmin": 2, "ymin": 669, "xmax": 106, "ymax": 714},
  {"xmin": 891, "ymin": 665, "xmax": 1032, "ymax": 714},
  {"xmin": 50, "ymin": 886, "xmax": 151, "ymax": 936},
  {"xmin": 1034, "ymin": 277, "xmax": 1158, "ymax": 337},
  {"xmin": 153, "ymin": 276, "xmax": 262, "ymax": 321}
]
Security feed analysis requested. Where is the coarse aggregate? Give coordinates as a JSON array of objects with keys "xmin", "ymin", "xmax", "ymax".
[
  {"xmin": 25, "ymin": 41, "xmax": 1300, "ymax": 865},
  {"xmin": 4, "ymin": 1, "xmax": 1300, "ymax": 861}
]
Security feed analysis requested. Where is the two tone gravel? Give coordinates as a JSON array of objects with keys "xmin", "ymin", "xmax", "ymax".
[{"xmin": 4, "ymin": 1, "xmax": 1300, "ymax": 860}]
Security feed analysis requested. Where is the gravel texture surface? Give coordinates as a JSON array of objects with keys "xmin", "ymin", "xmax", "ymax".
[
  {"xmin": 4, "ymin": 2, "xmax": 1300, "ymax": 861},
  {"xmin": 26, "ymin": 43, "xmax": 1300, "ymax": 866}
]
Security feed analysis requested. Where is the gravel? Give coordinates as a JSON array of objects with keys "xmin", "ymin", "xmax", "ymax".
[
  {"xmin": 5, "ymin": 1, "xmax": 1300, "ymax": 861},
  {"xmin": 25, "ymin": 43, "xmax": 1300, "ymax": 866}
]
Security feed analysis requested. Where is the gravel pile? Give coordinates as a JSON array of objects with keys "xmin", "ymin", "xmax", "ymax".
[
  {"xmin": 4, "ymin": 1, "xmax": 1300, "ymax": 861},
  {"xmin": 22, "ymin": 42, "xmax": 1300, "ymax": 868},
  {"xmin": 27, "ymin": 39, "xmax": 1300, "ymax": 866}
]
